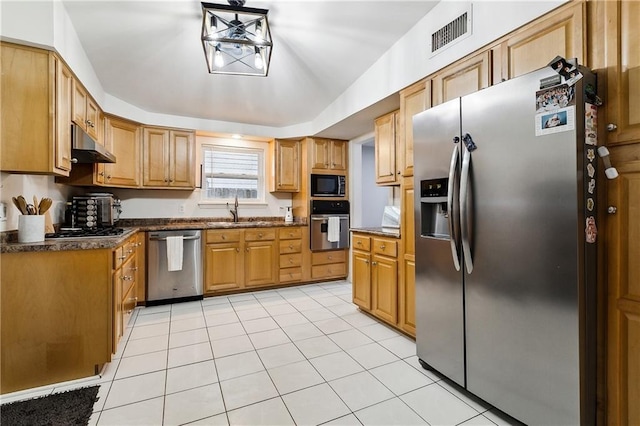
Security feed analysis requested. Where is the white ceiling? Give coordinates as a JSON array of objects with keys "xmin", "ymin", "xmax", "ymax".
[{"xmin": 61, "ymin": 0, "xmax": 439, "ymax": 139}]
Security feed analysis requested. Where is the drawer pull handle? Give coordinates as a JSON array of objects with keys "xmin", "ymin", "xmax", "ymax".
[
  {"xmin": 289, "ymin": 258, "xmax": 294, "ymax": 264},
  {"xmin": 357, "ymin": 241, "xmax": 362, "ymax": 245},
  {"xmin": 380, "ymin": 245, "xmax": 386, "ymax": 250},
  {"xmin": 258, "ymin": 233, "xmax": 263, "ymax": 238},
  {"xmin": 222, "ymin": 235, "xmax": 226, "ymax": 240},
  {"xmin": 289, "ymin": 244, "xmax": 294, "ymax": 249},
  {"xmin": 236, "ymin": 248, "xmax": 240, "ymax": 253},
  {"xmin": 328, "ymin": 256, "xmax": 332, "ymax": 260}
]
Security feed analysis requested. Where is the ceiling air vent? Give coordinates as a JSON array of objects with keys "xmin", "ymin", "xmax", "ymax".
[{"xmin": 430, "ymin": 8, "xmax": 472, "ymax": 56}]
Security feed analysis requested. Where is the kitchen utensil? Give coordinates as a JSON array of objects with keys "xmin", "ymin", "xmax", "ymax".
[
  {"xmin": 26, "ymin": 204, "xmax": 37, "ymax": 215},
  {"xmin": 16, "ymin": 196, "xmax": 29, "ymax": 215},
  {"xmin": 38, "ymin": 198, "xmax": 53, "ymax": 215},
  {"xmin": 12, "ymin": 197, "xmax": 26, "ymax": 214},
  {"xmin": 33, "ymin": 195, "xmax": 39, "ymax": 212}
]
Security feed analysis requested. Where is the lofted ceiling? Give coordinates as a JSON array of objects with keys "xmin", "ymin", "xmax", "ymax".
[{"xmin": 61, "ymin": 0, "xmax": 439, "ymax": 139}]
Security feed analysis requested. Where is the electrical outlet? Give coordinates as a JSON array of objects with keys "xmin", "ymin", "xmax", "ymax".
[{"xmin": 179, "ymin": 204, "xmax": 186, "ymax": 214}]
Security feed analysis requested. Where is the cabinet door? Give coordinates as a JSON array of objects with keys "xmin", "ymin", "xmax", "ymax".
[
  {"xmin": 85, "ymin": 97, "xmax": 100, "ymax": 141},
  {"xmin": 273, "ymin": 139, "xmax": 300, "ymax": 192},
  {"xmin": 55, "ymin": 59, "xmax": 73, "ymax": 173},
  {"xmin": 329, "ymin": 140, "xmax": 347, "ymax": 171},
  {"xmin": 142, "ymin": 127, "xmax": 170, "ymax": 187},
  {"xmin": 72, "ymin": 80, "xmax": 88, "ymax": 129},
  {"xmin": 311, "ymin": 138, "xmax": 330, "ymax": 170},
  {"xmin": 245, "ymin": 240, "xmax": 277, "ymax": 287},
  {"xmin": 112, "ymin": 268, "xmax": 122, "ymax": 353},
  {"xmin": 169, "ymin": 130, "xmax": 195, "ymax": 188},
  {"xmin": 399, "ymin": 257, "xmax": 416, "ymax": 336},
  {"xmin": 606, "ymin": 157, "xmax": 640, "ymax": 425},
  {"xmin": 205, "ymin": 242, "xmax": 242, "ymax": 293},
  {"xmin": 603, "ymin": 0, "xmax": 640, "ymax": 145},
  {"xmin": 352, "ymin": 250, "xmax": 371, "ymax": 310},
  {"xmin": 135, "ymin": 232, "xmax": 146, "ymax": 304},
  {"xmin": 104, "ymin": 117, "xmax": 140, "ymax": 187},
  {"xmin": 375, "ymin": 112, "xmax": 397, "ymax": 185},
  {"xmin": 432, "ymin": 51, "xmax": 491, "ymax": 106},
  {"xmin": 399, "ymin": 79, "xmax": 430, "ymax": 178},
  {"xmin": 372, "ymin": 255, "xmax": 398, "ymax": 324},
  {"xmin": 401, "ymin": 176, "xmax": 415, "ymax": 257},
  {"xmin": 500, "ymin": 2, "xmax": 584, "ymax": 81}
]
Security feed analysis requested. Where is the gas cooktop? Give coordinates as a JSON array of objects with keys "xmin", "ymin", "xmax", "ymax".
[{"xmin": 45, "ymin": 227, "xmax": 125, "ymax": 240}]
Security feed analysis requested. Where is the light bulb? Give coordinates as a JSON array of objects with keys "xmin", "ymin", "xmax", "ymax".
[
  {"xmin": 255, "ymin": 21, "xmax": 263, "ymax": 40},
  {"xmin": 214, "ymin": 46, "xmax": 224, "ymax": 68},
  {"xmin": 254, "ymin": 47, "xmax": 263, "ymax": 70}
]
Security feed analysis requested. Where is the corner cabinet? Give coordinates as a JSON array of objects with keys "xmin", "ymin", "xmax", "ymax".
[
  {"xmin": 270, "ymin": 139, "xmax": 300, "ymax": 192},
  {"xmin": 142, "ymin": 127, "xmax": 195, "ymax": 189},
  {"xmin": 374, "ymin": 110, "xmax": 400, "ymax": 185},
  {"xmin": 0, "ymin": 42, "xmax": 73, "ymax": 176},
  {"xmin": 100, "ymin": 116, "xmax": 141, "ymax": 187},
  {"xmin": 310, "ymin": 138, "xmax": 348, "ymax": 172}
]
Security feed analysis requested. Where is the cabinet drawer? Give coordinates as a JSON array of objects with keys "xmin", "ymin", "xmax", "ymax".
[
  {"xmin": 206, "ymin": 229, "xmax": 242, "ymax": 243},
  {"xmin": 279, "ymin": 227, "xmax": 302, "ymax": 240},
  {"xmin": 122, "ymin": 284, "xmax": 137, "ymax": 329},
  {"xmin": 312, "ymin": 263, "xmax": 346, "ymax": 279},
  {"xmin": 373, "ymin": 238, "xmax": 398, "ymax": 258},
  {"xmin": 312, "ymin": 250, "xmax": 346, "ymax": 265},
  {"xmin": 280, "ymin": 253, "xmax": 302, "ymax": 268},
  {"xmin": 245, "ymin": 228, "xmax": 276, "ymax": 241},
  {"xmin": 120, "ymin": 256, "xmax": 137, "ymax": 297},
  {"xmin": 280, "ymin": 267, "xmax": 302, "ymax": 283},
  {"xmin": 352, "ymin": 235, "xmax": 371, "ymax": 251},
  {"xmin": 279, "ymin": 239, "xmax": 302, "ymax": 254}
]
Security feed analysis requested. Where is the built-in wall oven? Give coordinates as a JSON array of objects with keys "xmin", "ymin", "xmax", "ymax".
[{"xmin": 310, "ymin": 200, "xmax": 350, "ymax": 251}]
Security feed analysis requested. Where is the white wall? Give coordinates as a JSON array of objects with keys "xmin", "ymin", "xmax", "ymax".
[{"xmin": 360, "ymin": 145, "xmax": 391, "ymax": 227}]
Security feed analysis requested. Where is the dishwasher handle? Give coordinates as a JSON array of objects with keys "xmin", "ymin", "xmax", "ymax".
[{"xmin": 148, "ymin": 235, "xmax": 201, "ymax": 242}]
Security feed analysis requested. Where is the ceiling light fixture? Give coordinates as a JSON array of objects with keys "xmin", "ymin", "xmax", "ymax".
[{"xmin": 201, "ymin": 0, "xmax": 273, "ymax": 77}]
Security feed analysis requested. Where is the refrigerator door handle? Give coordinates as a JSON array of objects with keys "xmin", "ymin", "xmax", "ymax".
[
  {"xmin": 460, "ymin": 147, "xmax": 474, "ymax": 273},
  {"xmin": 447, "ymin": 144, "xmax": 461, "ymax": 271}
]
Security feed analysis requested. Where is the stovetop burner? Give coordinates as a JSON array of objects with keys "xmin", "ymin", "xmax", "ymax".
[{"xmin": 45, "ymin": 227, "xmax": 125, "ymax": 239}]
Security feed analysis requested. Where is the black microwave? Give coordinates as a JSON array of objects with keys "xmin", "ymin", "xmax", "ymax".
[{"xmin": 311, "ymin": 174, "xmax": 346, "ymax": 197}]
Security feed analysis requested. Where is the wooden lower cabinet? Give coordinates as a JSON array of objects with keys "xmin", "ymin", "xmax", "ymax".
[
  {"xmin": 112, "ymin": 234, "xmax": 139, "ymax": 352},
  {"xmin": 205, "ymin": 227, "xmax": 298, "ymax": 294},
  {"xmin": 1, "ymin": 249, "xmax": 112, "ymax": 394},
  {"xmin": 351, "ymin": 232, "xmax": 402, "ymax": 330},
  {"xmin": 399, "ymin": 256, "xmax": 416, "ymax": 336}
]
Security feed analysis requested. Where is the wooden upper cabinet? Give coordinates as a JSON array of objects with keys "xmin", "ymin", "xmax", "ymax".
[
  {"xmin": 375, "ymin": 110, "xmax": 400, "ymax": 185},
  {"xmin": 72, "ymin": 80, "xmax": 101, "ymax": 143},
  {"xmin": 499, "ymin": 2, "xmax": 585, "ymax": 81},
  {"xmin": 142, "ymin": 127, "xmax": 195, "ymax": 189},
  {"xmin": 271, "ymin": 139, "xmax": 300, "ymax": 192},
  {"xmin": 399, "ymin": 79, "xmax": 431, "ymax": 178},
  {"xmin": 103, "ymin": 116, "xmax": 141, "ymax": 187},
  {"xmin": 310, "ymin": 138, "xmax": 347, "ymax": 172},
  {"xmin": 602, "ymin": 0, "xmax": 640, "ymax": 145},
  {"xmin": 56, "ymin": 59, "xmax": 74, "ymax": 173},
  {"xmin": 432, "ymin": 51, "xmax": 491, "ymax": 106},
  {"xmin": 0, "ymin": 43, "xmax": 72, "ymax": 176}
]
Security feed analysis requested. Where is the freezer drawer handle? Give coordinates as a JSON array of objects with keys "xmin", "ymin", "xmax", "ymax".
[
  {"xmin": 460, "ymin": 147, "xmax": 474, "ymax": 273},
  {"xmin": 448, "ymin": 145, "xmax": 461, "ymax": 271},
  {"xmin": 148, "ymin": 235, "xmax": 201, "ymax": 241}
]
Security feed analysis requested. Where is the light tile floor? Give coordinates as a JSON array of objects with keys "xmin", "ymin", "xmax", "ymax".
[{"xmin": 1, "ymin": 280, "xmax": 521, "ymax": 425}]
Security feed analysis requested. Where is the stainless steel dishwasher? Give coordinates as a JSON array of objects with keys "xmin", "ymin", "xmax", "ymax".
[{"xmin": 147, "ymin": 229, "xmax": 203, "ymax": 305}]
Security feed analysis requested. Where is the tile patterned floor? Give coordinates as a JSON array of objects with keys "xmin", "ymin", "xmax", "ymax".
[{"xmin": 1, "ymin": 280, "xmax": 520, "ymax": 425}]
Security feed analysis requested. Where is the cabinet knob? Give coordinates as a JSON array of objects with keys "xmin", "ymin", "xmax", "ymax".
[
  {"xmin": 118, "ymin": 255, "xmax": 127, "ymax": 260},
  {"xmin": 107, "ymin": 175, "xmax": 112, "ymax": 180},
  {"xmin": 170, "ymin": 179, "xmax": 174, "ymax": 183},
  {"xmin": 236, "ymin": 248, "xmax": 240, "ymax": 252},
  {"xmin": 608, "ymin": 206, "xmax": 617, "ymax": 214},
  {"xmin": 397, "ymin": 171, "xmax": 401, "ymax": 175},
  {"xmin": 222, "ymin": 235, "xmax": 226, "ymax": 240},
  {"xmin": 372, "ymin": 261, "xmax": 377, "ymax": 266},
  {"xmin": 328, "ymin": 255, "xmax": 333, "ymax": 260},
  {"xmin": 289, "ymin": 244, "xmax": 294, "ymax": 249},
  {"xmin": 380, "ymin": 245, "xmax": 386, "ymax": 250},
  {"xmin": 289, "ymin": 258, "xmax": 294, "ymax": 264},
  {"xmin": 258, "ymin": 233, "xmax": 263, "ymax": 238},
  {"xmin": 357, "ymin": 241, "xmax": 362, "ymax": 245},
  {"xmin": 607, "ymin": 123, "xmax": 618, "ymax": 132},
  {"xmin": 99, "ymin": 171, "xmax": 104, "ymax": 176},
  {"xmin": 246, "ymin": 247, "xmax": 250, "ymax": 252},
  {"xmin": 364, "ymin": 259, "xmax": 369, "ymax": 264},
  {"xmin": 69, "ymin": 157, "xmax": 78, "ymax": 164}
]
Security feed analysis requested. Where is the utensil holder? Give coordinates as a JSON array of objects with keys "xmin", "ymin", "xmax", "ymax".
[{"xmin": 18, "ymin": 215, "xmax": 45, "ymax": 243}]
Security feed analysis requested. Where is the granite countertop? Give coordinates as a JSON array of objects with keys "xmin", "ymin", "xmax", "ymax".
[
  {"xmin": 350, "ymin": 227, "xmax": 401, "ymax": 238},
  {"xmin": 1, "ymin": 217, "xmax": 308, "ymax": 253}
]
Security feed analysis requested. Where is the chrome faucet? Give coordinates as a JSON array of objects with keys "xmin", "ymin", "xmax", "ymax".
[{"xmin": 229, "ymin": 195, "xmax": 239, "ymax": 222}]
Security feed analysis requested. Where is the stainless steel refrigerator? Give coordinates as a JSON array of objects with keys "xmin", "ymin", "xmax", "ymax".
[{"xmin": 413, "ymin": 65, "xmax": 598, "ymax": 425}]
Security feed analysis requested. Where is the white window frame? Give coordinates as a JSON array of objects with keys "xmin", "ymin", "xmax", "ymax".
[{"xmin": 200, "ymin": 144, "xmax": 266, "ymax": 205}]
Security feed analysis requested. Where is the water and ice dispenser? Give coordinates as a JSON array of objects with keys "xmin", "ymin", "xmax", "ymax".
[{"xmin": 420, "ymin": 177, "xmax": 450, "ymax": 239}]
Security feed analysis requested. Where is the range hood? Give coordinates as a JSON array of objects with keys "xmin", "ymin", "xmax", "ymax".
[{"xmin": 71, "ymin": 125, "xmax": 116, "ymax": 163}]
